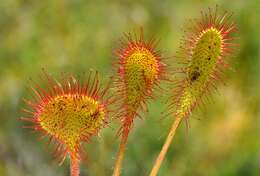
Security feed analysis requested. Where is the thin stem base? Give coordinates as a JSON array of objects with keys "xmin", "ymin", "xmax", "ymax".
[
  {"xmin": 112, "ymin": 128, "xmax": 130, "ymax": 176},
  {"xmin": 149, "ymin": 117, "xmax": 183, "ymax": 176},
  {"xmin": 70, "ymin": 153, "xmax": 80, "ymax": 176}
]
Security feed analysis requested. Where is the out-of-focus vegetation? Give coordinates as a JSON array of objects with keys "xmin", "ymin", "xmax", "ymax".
[{"xmin": 0, "ymin": 0, "xmax": 259, "ymax": 175}]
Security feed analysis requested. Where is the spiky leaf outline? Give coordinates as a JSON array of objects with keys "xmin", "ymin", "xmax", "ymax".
[
  {"xmin": 21, "ymin": 70, "xmax": 112, "ymax": 171},
  {"xmin": 168, "ymin": 6, "xmax": 237, "ymax": 120},
  {"xmin": 113, "ymin": 29, "xmax": 169, "ymax": 135}
]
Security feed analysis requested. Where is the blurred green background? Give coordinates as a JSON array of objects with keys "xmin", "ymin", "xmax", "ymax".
[{"xmin": 0, "ymin": 0, "xmax": 259, "ymax": 175}]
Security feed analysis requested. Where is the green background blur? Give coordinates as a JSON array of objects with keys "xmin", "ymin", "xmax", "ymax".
[{"xmin": 0, "ymin": 0, "xmax": 259, "ymax": 176}]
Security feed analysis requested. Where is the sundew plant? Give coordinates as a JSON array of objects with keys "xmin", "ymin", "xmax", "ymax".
[
  {"xmin": 21, "ymin": 70, "xmax": 112, "ymax": 176},
  {"xmin": 18, "ymin": 5, "xmax": 240, "ymax": 176},
  {"xmin": 111, "ymin": 30, "xmax": 168, "ymax": 176},
  {"xmin": 150, "ymin": 6, "xmax": 237, "ymax": 176}
]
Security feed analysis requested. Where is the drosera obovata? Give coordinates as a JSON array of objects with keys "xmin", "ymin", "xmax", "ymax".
[
  {"xmin": 150, "ymin": 6, "xmax": 237, "ymax": 176},
  {"xmin": 21, "ymin": 69, "xmax": 113, "ymax": 176},
  {"xmin": 112, "ymin": 29, "xmax": 169, "ymax": 176}
]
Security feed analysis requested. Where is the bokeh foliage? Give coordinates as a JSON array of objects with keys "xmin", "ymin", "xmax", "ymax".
[{"xmin": 0, "ymin": 0, "xmax": 259, "ymax": 175}]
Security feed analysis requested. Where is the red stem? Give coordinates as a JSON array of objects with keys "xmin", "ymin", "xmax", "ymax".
[
  {"xmin": 70, "ymin": 153, "xmax": 80, "ymax": 176},
  {"xmin": 112, "ymin": 126, "xmax": 130, "ymax": 176}
]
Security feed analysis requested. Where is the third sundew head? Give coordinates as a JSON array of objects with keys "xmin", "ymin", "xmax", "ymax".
[{"xmin": 172, "ymin": 6, "xmax": 237, "ymax": 118}]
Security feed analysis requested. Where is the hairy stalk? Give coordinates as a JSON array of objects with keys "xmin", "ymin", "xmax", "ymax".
[
  {"xmin": 70, "ymin": 153, "xmax": 80, "ymax": 176},
  {"xmin": 113, "ymin": 127, "xmax": 130, "ymax": 176},
  {"xmin": 149, "ymin": 117, "xmax": 182, "ymax": 176}
]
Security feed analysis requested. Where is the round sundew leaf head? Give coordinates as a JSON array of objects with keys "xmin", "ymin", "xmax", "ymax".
[
  {"xmin": 21, "ymin": 70, "xmax": 111, "ymax": 163},
  {"xmin": 39, "ymin": 94, "xmax": 105, "ymax": 151}
]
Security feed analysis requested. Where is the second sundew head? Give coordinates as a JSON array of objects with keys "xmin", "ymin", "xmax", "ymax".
[
  {"xmin": 114, "ymin": 31, "xmax": 167, "ymax": 130},
  {"xmin": 124, "ymin": 46, "xmax": 159, "ymax": 113},
  {"xmin": 173, "ymin": 6, "xmax": 237, "ymax": 118}
]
